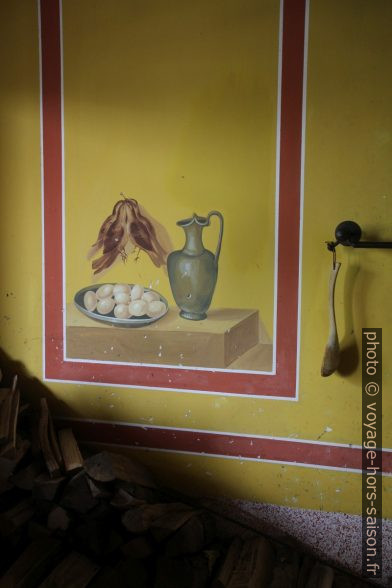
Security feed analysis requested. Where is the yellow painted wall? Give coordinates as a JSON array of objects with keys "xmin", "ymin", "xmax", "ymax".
[
  {"xmin": 63, "ymin": 0, "xmax": 277, "ymax": 337},
  {"xmin": 0, "ymin": 0, "xmax": 391, "ymax": 516}
]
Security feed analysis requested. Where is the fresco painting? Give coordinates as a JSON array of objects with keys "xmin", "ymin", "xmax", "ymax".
[
  {"xmin": 68, "ymin": 194, "xmax": 271, "ymax": 371},
  {"xmin": 64, "ymin": 0, "xmax": 279, "ymax": 374},
  {"xmin": 38, "ymin": 0, "xmax": 307, "ymax": 396}
]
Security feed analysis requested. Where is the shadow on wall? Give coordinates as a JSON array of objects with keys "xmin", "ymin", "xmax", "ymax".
[
  {"xmin": 0, "ymin": 348, "xmax": 129, "ymax": 424},
  {"xmin": 0, "ymin": 348, "xmax": 233, "ymax": 499},
  {"xmin": 0, "ymin": 348, "xmax": 136, "ymax": 427},
  {"xmin": 336, "ymin": 262, "xmax": 360, "ymax": 377},
  {"xmin": 0, "ymin": 348, "xmax": 62, "ymax": 411},
  {"xmin": 0, "ymin": 348, "xmax": 100, "ymax": 424}
]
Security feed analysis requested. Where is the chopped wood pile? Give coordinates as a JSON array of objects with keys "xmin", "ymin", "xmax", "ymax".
[{"xmin": 0, "ymin": 376, "xmax": 372, "ymax": 587}]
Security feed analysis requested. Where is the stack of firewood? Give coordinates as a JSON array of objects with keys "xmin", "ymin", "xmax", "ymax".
[{"xmin": 0, "ymin": 374, "xmax": 372, "ymax": 587}]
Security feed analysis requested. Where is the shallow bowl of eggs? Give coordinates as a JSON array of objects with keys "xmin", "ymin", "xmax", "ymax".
[{"xmin": 74, "ymin": 283, "xmax": 169, "ymax": 327}]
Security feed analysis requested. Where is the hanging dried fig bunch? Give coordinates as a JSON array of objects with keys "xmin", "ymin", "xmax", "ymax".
[{"xmin": 88, "ymin": 195, "xmax": 172, "ymax": 276}]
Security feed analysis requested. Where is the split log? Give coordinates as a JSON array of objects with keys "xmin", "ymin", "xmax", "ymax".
[
  {"xmin": 305, "ymin": 563, "xmax": 334, "ymax": 588},
  {"xmin": 0, "ymin": 498, "xmax": 35, "ymax": 537},
  {"xmin": 0, "ymin": 388, "xmax": 11, "ymax": 441},
  {"xmin": 155, "ymin": 555, "xmax": 209, "ymax": 588},
  {"xmin": 68, "ymin": 500, "xmax": 123, "ymax": 557},
  {"xmin": 6, "ymin": 377, "xmax": 20, "ymax": 451},
  {"xmin": 115, "ymin": 479, "xmax": 160, "ymax": 503},
  {"xmin": 0, "ymin": 433, "xmax": 28, "ymax": 461},
  {"xmin": 58, "ymin": 428, "xmax": 83, "ymax": 474},
  {"xmin": 151, "ymin": 504, "xmax": 201, "ymax": 542},
  {"xmin": 60, "ymin": 471, "xmax": 98, "ymax": 514},
  {"xmin": 0, "ymin": 538, "xmax": 63, "ymax": 587},
  {"xmin": 48, "ymin": 413, "xmax": 63, "ymax": 469},
  {"xmin": 297, "ymin": 556, "xmax": 316, "ymax": 588},
  {"xmin": 38, "ymin": 399, "xmax": 60, "ymax": 478},
  {"xmin": 269, "ymin": 544, "xmax": 300, "ymax": 587},
  {"xmin": 47, "ymin": 506, "xmax": 70, "ymax": 532},
  {"xmin": 33, "ymin": 473, "xmax": 66, "ymax": 502},
  {"xmin": 334, "ymin": 572, "xmax": 371, "ymax": 587},
  {"xmin": 212, "ymin": 538, "xmax": 243, "ymax": 588},
  {"xmin": 18, "ymin": 403, "xmax": 30, "ymax": 416},
  {"xmin": 12, "ymin": 461, "xmax": 44, "ymax": 491},
  {"xmin": 73, "ymin": 519, "xmax": 123, "ymax": 558},
  {"xmin": 28, "ymin": 521, "xmax": 53, "ymax": 541},
  {"xmin": 0, "ymin": 378, "xmax": 17, "ymax": 445},
  {"xmin": 86, "ymin": 476, "xmax": 112, "ymax": 500},
  {"xmin": 110, "ymin": 488, "xmax": 145, "ymax": 509},
  {"xmin": 213, "ymin": 537, "xmax": 274, "ymax": 588},
  {"xmin": 203, "ymin": 548, "xmax": 221, "ymax": 575},
  {"xmin": 38, "ymin": 551, "xmax": 99, "ymax": 588},
  {"xmin": 88, "ymin": 558, "xmax": 150, "ymax": 588},
  {"xmin": 84, "ymin": 451, "xmax": 156, "ymax": 488},
  {"xmin": 122, "ymin": 502, "xmax": 195, "ymax": 535},
  {"xmin": 81, "ymin": 566, "xmax": 116, "ymax": 588},
  {"xmin": 164, "ymin": 515, "xmax": 206, "ymax": 556},
  {"xmin": 31, "ymin": 415, "xmax": 41, "ymax": 457},
  {"xmin": 0, "ymin": 478, "xmax": 12, "ymax": 496},
  {"xmin": 0, "ymin": 438, "xmax": 30, "ymax": 481},
  {"xmin": 121, "ymin": 535, "xmax": 155, "ymax": 559},
  {"xmin": 84, "ymin": 501, "xmax": 113, "ymax": 522},
  {"xmin": 331, "ymin": 573, "xmax": 354, "ymax": 587},
  {"xmin": 228, "ymin": 537, "xmax": 274, "ymax": 588}
]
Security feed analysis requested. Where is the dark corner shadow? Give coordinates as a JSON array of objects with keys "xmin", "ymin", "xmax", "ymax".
[
  {"xmin": 0, "ymin": 348, "xmax": 69, "ymax": 416},
  {"xmin": 0, "ymin": 348, "xmax": 244, "ymax": 497},
  {"xmin": 336, "ymin": 263, "xmax": 360, "ymax": 377}
]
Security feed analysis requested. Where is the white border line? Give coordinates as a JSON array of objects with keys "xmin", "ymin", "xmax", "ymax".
[
  {"xmin": 271, "ymin": 0, "xmax": 284, "ymax": 376},
  {"xmin": 63, "ymin": 355, "xmax": 273, "ymax": 376},
  {"xmin": 45, "ymin": 376, "xmax": 298, "ymax": 401},
  {"xmin": 38, "ymin": 0, "xmax": 46, "ymax": 381},
  {"xmin": 60, "ymin": 0, "xmax": 67, "ymax": 359},
  {"xmin": 59, "ymin": 1, "xmax": 286, "ymax": 380},
  {"xmin": 82, "ymin": 442, "xmax": 392, "ymax": 477}
]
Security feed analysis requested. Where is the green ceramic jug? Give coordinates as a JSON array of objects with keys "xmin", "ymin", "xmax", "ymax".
[{"xmin": 168, "ymin": 211, "xmax": 224, "ymax": 320}]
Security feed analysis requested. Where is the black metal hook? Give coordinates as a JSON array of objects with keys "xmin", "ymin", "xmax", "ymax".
[
  {"xmin": 328, "ymin": 221, "xmax": 392, "ymax": 250},
  {"xmin": 325, "ymin": 240, "xmax": 337, "ymax": 268}
]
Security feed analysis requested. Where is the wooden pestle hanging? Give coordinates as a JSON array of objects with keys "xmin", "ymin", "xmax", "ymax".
[{"xmin": 321, "ymin": 249, "xmax": 341, "ymax": 377}]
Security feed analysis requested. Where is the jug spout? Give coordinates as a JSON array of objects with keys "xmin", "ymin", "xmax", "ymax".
[
  {"xmin": 168, "ymin": 210, "xmax": 224, "ymax": 320},
  {"xmin": 177, "ymin": 215, "xmax": 206, "ymax": 256}
]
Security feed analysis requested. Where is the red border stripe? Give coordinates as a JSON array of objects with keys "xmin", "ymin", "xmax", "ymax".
[
  {"xmin": 41, "ymin": 0, "xmax": 64, "ymax": 371},
  {"xmin": 40, "ymin": 0, "xmax": 307, "ymax": 397},
  {"xmin": 55, "ymin": 419, "xmax": 392, "ymax": 474},
  {"xmin": 275, "ymin": 0, "xmax": 306, "ymax": 385}
]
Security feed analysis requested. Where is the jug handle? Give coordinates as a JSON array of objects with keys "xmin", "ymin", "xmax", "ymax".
[{"xmin": 207, "ymin": 210, "xmax": 224, "ymax": 263}]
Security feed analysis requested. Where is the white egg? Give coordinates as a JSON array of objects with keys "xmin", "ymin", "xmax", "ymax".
[
  {"xmin": 97, "ymin": 297, "xmax": 115, "ymax": 315},
  {"xmin": 83, "ymin": 290, "xmax": 97, "ymax": 312},
  {"xmin": 131, "ymin": 284, "xmax": 144, "ymax": 301},
  {"xmin": 142, "ymin": 291, "xmax": 160, "ymax": 303},
  {"xmin": 129, "ymin": 299, "xmax": 148, "ymax": 317},
  {"xmin": 113, "ymin": 284, "xmax": 131, "ymax": 295},
  {"xmin": 114, "ymin": 292, "xmax": 130, "ymax": 304},
  {"xmin": 114, "ymin": 304, "xmax": 131, "ymax": 319},
  {"xmin": 96, "ymin": 284, "xmax": 114, "ymax": 299},
  {"xmin": 147, "ymin": 300, "xmax": 166, "ymax": 318}
]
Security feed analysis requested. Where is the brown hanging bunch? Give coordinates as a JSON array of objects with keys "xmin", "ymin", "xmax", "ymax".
[{"xmin": 88, "ymin": 194, "xmax": 172, "ymax": 276}]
